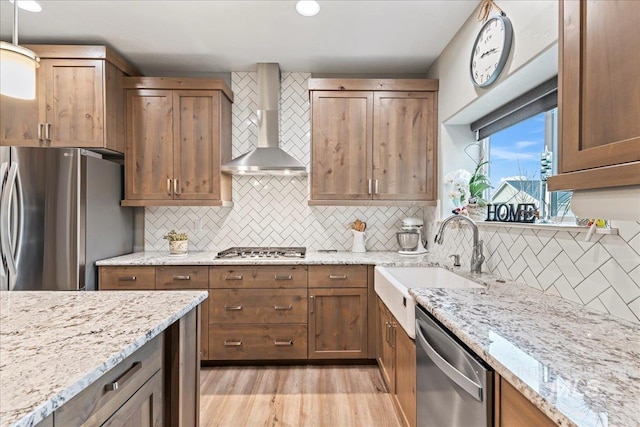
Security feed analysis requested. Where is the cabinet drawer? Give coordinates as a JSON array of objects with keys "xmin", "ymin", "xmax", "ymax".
[
  {"xmin": 308, "ymin": 265, "xmax": 367, "ymax": 288},
  {"xmin": 156, "ymin": 266, "xmax": 208, "ymax": 289},
  {"xmin": 209, "ymin": 324, "xmax": 307, "ymax": 360},
  {"xmin": 99, "ymin": 267, "xmax": 156, "ymax": 290},
  {"xmin": 210, "ymin": 266, "xmax": 307, "ymax": 289},
  {"xmin": 209, "ymin": 289, "xmax": 307, "ymax": 324},
  {"xmin": 55, "ymin": 334, "xmax": 162, "ymax": 426}
]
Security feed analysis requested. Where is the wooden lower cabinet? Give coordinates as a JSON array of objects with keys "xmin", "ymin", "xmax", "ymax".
[
  {"xmin": 101, "ymin": 370, "xmax": 163, "ymax": 427},
  {"xmin": 308, "ymin": 287, "xmax": 368, "ymax": 359},
  {"xmin": 377, "ymin": 298, "xmax": 395, "ymax": 393},
  {"xmin": 210, "ymin": 324, "xmax": 308, "ymax": 360},
  {"xmin": 395, "ymin": 323, "xmax": 416, "ymax": 427},
  {"xmin": 377, "ymin": 297, "xmax": 416, "ymax": 427},
  {"xmin": 496, "ymin": 375, "xmax": 555, "ymax": 427}
]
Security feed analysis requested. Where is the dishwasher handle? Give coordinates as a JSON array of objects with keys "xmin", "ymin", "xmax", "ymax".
[{"xmin": 416, "ymin": 318, "xmax": 483, "ymax": 402}]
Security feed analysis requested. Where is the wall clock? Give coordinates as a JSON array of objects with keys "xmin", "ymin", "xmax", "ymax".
[{"xmin": 470, "ymin": 14, "xmax": 513, "ymax": 88}]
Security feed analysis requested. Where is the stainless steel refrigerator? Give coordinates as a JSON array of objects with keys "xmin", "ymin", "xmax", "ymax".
[{"xmin": 0, "ymin": 147, "xmax": 134, "ymax": 291}]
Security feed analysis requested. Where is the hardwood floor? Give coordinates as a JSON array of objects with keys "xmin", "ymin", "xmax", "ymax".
[{"xmin": 200, "ymin": 365, "xmax": 402, "ymax": 427}]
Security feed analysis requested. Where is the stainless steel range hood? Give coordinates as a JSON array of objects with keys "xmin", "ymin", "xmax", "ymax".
[{"xmin": 222, "ymin": 63, "xmax": 307, "ymax": 176}]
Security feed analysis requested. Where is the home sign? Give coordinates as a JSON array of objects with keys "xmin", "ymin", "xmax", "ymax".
[{"xmin": 485, "ymin": 203, "xmax": 537, "ymax": 223}]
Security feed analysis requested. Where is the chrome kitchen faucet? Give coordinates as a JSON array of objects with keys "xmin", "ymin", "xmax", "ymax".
[{"xmin": 434, "ymin": 215, "xmax": 484, "ymax": 274}]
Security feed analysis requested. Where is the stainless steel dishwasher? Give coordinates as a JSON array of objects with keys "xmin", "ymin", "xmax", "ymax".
[{"xmin": 416, "ymin": 305, "xmax": 493, "ymax": 427}]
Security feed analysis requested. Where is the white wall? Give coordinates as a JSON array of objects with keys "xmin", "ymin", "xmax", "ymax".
[{"xmin": 425, "ymin": 0, "xmax": 640, "ymax": 324}]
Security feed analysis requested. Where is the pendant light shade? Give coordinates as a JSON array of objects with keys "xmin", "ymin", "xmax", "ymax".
[
  {"xmin": 0, "ymin": 42, "xmax": 39, "ymax": 100},
  {"xmin": 1, "ymin": 0, "xmax": 40, "ymax": 100}
]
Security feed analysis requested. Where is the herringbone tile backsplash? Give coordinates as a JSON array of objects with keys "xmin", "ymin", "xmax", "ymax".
[
  {"xmin": 429, "ymin": 220, "xmax": 640, "ymax": 323},
  {"xmin": 145, "ymin": 72, "xmax": 429, "ymax": 252}
]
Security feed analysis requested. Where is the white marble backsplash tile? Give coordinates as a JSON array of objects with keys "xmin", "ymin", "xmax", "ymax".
[
  {"xmin": 429, "ymin": 219, "xmax": 640, "ymax": 323},
  {"xmin": 144, "ymin": 72, "xmax": 429, "ymax": 252}
]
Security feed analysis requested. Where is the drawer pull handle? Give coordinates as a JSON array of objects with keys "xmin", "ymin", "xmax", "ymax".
[
  {"xmin": 224, "ymin": 340, "xmax": 242, "ymax": 347},
  {"xmin": 225, "ymin": 275, "xmax": 243, "ymax": 280},
  {"xmin": 173, "ymin": 275, "xmax": 191, "ymax": 280},
  {"xmin": 329, "ymin": 275, "xmax": 348, "ymax": 280},
  {"xmin": 274, "ymin": 304, "xmax": 293, "ymax": 311},
  {"xmin": 224, "ymin": 305, "xmax": 243, "ymax": 311},
  {"xmin": 118, "ymin": 276, "xmax": 137, "ymax": 281},
  {"xmin": 274, "ymin": 340, "xmax": 293, "ymax": 346},
  {"xmin": 105, "ymin": 361, "xmax": 142, "ymax": 392},
  {"xmin": 274, "ymin": 275, "xmax": 293, "ymax": 280}
]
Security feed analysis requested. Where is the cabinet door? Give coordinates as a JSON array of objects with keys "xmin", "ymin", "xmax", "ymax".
[
  {"xmin": 498, "ymin": 377, "xmax": 555, "ymax": 427},
  {"xmin": 43, "ymin": 59, "xmax": 105, "ymax": 147},
  {"xmin": 377, "ymin": 298, "xmax": 395, "ymax": 393},
  {"xmin": 311, "ymin": 91, "xmax": 373, "ymax": 200},
  {"xmin": 101, "ymin": 370, "xmax": 163, "ymax": 427},
  {"xmin": 0, "ymin": 71, "xmax": 43, "ymax": 146},
  {"xmin": 308, "ymin": 287, "xmax": 368, "ymax": 359},
  {"xmin": 173, "ymin": 90, "xmax": 221, "ymax": 200},
  {"xmin": 125, "ymin": 89, "xmax": 174, "ymax": 200},
  {"xmin": 373, "ymin": 92, "xmax": 436, "ymax": 201},
  {"xmin": 395, "ymin": 323, "xmax": 416, "ymax": 427},
  {"xmin": 553, "ymin": 0, "xmax": 640, "ymax": 188}
]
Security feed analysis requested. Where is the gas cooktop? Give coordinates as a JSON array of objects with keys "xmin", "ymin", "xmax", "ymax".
[{"xmin": 215, "ymin": 247, "xmax": 306, "ymax": 259}]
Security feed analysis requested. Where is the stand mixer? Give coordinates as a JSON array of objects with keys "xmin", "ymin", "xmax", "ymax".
[{"xmin": 396, "ymin": 217, "xmax": 428, "ymax": 255}]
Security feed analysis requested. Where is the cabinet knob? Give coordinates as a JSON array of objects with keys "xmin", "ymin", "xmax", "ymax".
[
  {"xmin": 224, "ymin": 340, "xmax": 242, "ymax": 347},
  {"xmin": 173, "ymin": 275, "xmax": 191, "ymax": 281},
  {"xmin": 274, "ymin": 340, "xmax": 293, "ymax": 346},
  {"xmin": 167, "ymin": 178, "xmax": 172, "ymax": 196},
  {"xmin": 274, "ymin": 275, "xmax": 293, "ymax": 281},
  {"xmin": 274, "ymin": 304, "xmax": 293, "ymax": 311},
  {"xmin": 118, "ymin": 276, "xmax": 137, "ymax": 281},
  {"xmin": 224, "ymin": 305, "xmax": 243, "ymax": 311}
]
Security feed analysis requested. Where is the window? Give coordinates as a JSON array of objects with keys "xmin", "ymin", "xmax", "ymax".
[{"xmin": 471, "ymin": 78, "xmax": 574, "ymax": 223}]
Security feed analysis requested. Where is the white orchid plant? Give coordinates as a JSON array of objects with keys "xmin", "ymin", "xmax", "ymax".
[{"xmin": 445, "ymin": 144, "xmax": 492, "ymax": 212}]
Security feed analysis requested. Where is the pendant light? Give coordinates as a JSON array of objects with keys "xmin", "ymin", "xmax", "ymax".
[{"xmin": 0, "ymin": 0, "xmax": 40, "ymax": 100}]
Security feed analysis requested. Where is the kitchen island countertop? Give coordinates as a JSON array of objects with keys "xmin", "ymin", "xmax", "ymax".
[{"xmin": 0, "ymin": 290, "xmax": 207, "ymax": 427}]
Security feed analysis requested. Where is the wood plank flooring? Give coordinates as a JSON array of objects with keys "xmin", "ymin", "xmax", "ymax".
[{"xmin": 200, "ymin": 365, "xmax": 402, "ymax": 427}]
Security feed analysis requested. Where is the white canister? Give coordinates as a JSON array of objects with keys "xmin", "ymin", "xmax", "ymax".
[{"xmin": 351, "ymin": 230, "xmax": 368, "ymax": 253}]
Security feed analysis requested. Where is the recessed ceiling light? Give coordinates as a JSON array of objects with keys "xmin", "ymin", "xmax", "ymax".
[
  {"xmin": 296, "ymin": 1, "xmax": 320, "ymax": 17},
  {"xmin": 9, "ymin": 0, "xmax": 42, "ymax": 13}
]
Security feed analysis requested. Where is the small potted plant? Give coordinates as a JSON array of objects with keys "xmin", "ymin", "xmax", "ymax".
[{"xmin": 164, "ymin": 230, "xmax": 188, "ymax": 255}]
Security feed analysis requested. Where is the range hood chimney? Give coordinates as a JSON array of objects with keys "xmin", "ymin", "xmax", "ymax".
[{"xmin": 222, "ymin": 63, "xmax": 307, "ymax": 176}]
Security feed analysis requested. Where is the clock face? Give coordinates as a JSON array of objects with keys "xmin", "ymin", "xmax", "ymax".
[{"xmin": 470, "ymin": 15, "xmax": 513, "ymax": 87}]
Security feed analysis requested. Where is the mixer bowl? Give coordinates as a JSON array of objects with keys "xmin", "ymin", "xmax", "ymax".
[{"xmin": 397, "ymin": 231, "xmax": 419, "ymax": 251}]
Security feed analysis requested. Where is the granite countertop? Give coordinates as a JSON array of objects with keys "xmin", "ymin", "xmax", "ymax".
[
  {"xmin": 95, "ymin": 250, "xmax": 432, "ymax": 266},
  {"xmin": 97, "ymin": 250, "xmax": 640, "ymax": 426},
  {"xmin": 409, "ymin": 275, "xmax": 640, "ymax": 427},
  {"xmin": 0, "ymin": 290, "xmax": 208, "ymax": 427}
]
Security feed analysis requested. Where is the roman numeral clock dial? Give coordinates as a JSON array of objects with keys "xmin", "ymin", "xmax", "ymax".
[{"xmin": 470, "ymin": 14, "xmax": 513, "ymax": 88}]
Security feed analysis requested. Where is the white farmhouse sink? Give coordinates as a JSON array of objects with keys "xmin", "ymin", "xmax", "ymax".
[{"xmin": 374, "ymin": 266, "xmax": 483, "ymax": 339}]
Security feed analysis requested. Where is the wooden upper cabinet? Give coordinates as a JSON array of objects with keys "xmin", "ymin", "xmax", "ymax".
[
  {"xmin": 311, "ymin": 91, "xmax": 373, "ymax": 200},
  {"xmin": 122, "ymin": 78, "xmax": 233, "ymax": 206},
  {"xmin": 43, "ymin": 59, "xmax": 104, "ymax": 148},
  {"xmin": 0, "ymin": 45, "xmax": 139, "ymax": 152},
  {"xmin": 173, "ymin": 91, "xmax": 221, "ymax": 200},
  {"xmin": 373, "ymin": 92, "xmax": 437, "ymax": 201},
  {"xmin": 125, "ymin": 90, "xmax": 174, "ymax": 201},
  {"xmin": 548, "ymin": 0, "xmax": 640, "ymax": 191},
  {"xmin": 308, "ymin": 79, "xmax": 438, "ymax": 205}
]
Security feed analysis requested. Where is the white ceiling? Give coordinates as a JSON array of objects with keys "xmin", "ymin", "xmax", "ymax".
[{"xmin": 0, "ymin": 0, "xmax": 479, "ymax": 75}]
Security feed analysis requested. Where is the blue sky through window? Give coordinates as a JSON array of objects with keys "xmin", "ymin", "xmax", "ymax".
[{"xmin": 488, "ymin": 112, "xmax": 546, "ymax": 196}]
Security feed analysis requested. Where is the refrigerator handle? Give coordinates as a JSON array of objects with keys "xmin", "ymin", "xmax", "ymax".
[
  {"xmin": 0, "ymin": 161, "xmax": 7, "ymax": 277},
  {"xmin": 0, "ymin": 162, "xmax": 18, "ymax": 276}
]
